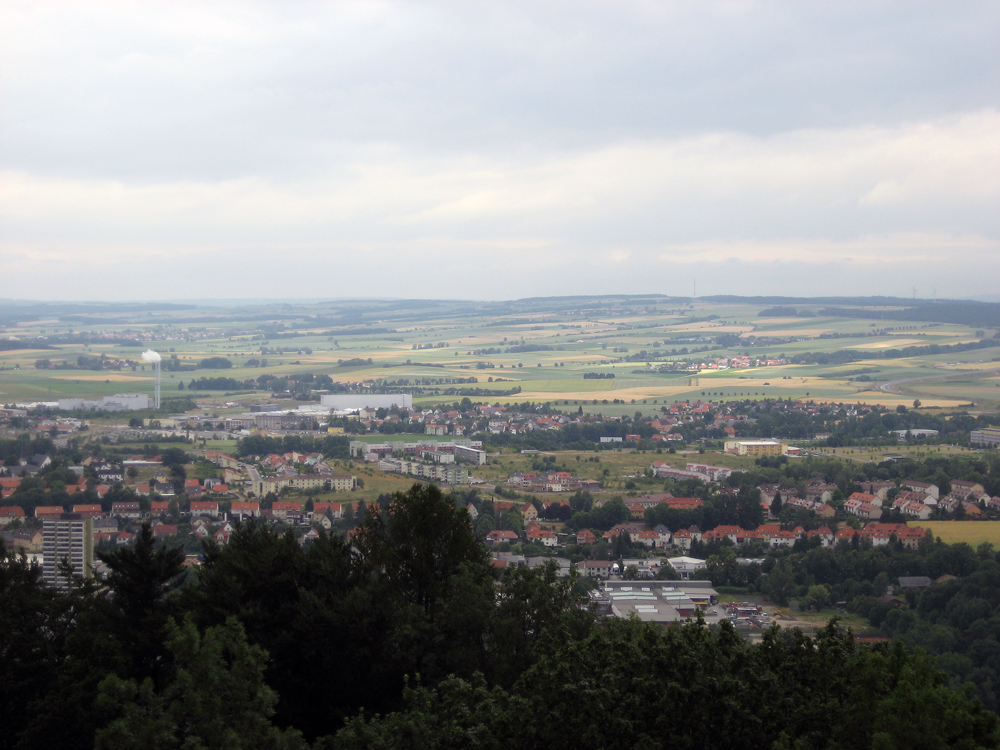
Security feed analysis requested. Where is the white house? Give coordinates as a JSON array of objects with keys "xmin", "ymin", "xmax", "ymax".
[{"xmin": 666, "ymin": 556, "xmax": 707, "ymax": 580}]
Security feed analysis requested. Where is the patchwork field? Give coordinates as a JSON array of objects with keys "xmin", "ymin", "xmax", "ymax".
[{"xmin": 2, "ymin": 296, "xmax": 999, "ymax": 414}]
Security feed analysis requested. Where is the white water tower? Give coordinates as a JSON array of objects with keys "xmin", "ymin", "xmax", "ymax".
[{"xmin": 141, "ymin": 350, "xmax": 161, "ymax": 408}]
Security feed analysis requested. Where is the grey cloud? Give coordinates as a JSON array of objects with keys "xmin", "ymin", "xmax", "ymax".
[
  {"xmin": 2, "ymin": 2, "xmax": 997, "ymax": 182},
  {"xmin": 1, "ymin": 1, "xmax": 997, "ymax": 301}
]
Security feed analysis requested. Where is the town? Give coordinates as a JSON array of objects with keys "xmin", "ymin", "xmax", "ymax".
[{"xmin": 4, "ymin": 390, "xmax": 1000, "ymax": 599}]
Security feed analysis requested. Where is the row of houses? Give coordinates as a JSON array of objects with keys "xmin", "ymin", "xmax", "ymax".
[
  {"xmin": 696, "ymin": 521, "xmax": 926, "ymax": 550},
  {"xmin": 842, "ymin": 479, "xmax": 994, "ymax": 520},
  {"xmin": 485, "ymin": 516, "xmax": 930, "ymax": 555}
]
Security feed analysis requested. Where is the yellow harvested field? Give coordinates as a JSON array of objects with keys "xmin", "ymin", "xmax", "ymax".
[
  {"xmin": 366, "ymin": 351, "xmax": 410, "ymax": 360},
  {"xmin": 670, "ymin": 321, "xmax": 740, "ymax": 331},
  {"xmin": 935, "ymin": 362, "xmax": 1000, "ymax": 371},
  {"xmin": 913, "ymin": 522, "xmax": 1000, "ymax": 547},
  {"xmin": 825, "ymin": 396, "xmax": 961, "ymax": 408},
  {"xmin": 848, "ymin": 339, "xmax": 925, "ymax": 349},
  {"xmin": 694, "ymin": 376, "xmax": 823, "ymax": 387},
  {"xmin": 512, "ymin": 385, "xmax": 693, "ymax": 401},
  {"xmin": 744, "ymin": 329, "xmax": 832, "ymax": 337},
  {"xmin": 662, "ymin": 324, "xmax": 749, "ymax": 333},
  {"xmin": 839, "ymin": 359, "xmax": 884, "ymax": 368},
  {"xmin": 455, "ymin": 335, "xmax": 519, "ymax": 343}
]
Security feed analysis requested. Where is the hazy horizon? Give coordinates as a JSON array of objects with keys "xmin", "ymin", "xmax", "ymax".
[{"xmin": 4, "ymin": 292, "xmax": 1000, "ymax": 309}]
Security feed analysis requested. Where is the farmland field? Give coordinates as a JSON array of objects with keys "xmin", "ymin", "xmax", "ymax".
[{"xmin": 2, "ymin": 295, "xmax": 999, "ymax": 415}]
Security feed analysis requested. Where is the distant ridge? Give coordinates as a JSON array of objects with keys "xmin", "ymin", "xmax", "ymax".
[
  {"xmin": 697, "ymin": 296, "xmax": 1000, "ymax": 328},
  {"xmin": 696, "ymin": 294, "xmax": 986, "ymax": 306}
]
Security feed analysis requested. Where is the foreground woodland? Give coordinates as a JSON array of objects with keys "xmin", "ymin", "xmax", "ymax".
[{"xmin": 1, "ymin": 483, "xmax": 998, "ymax": 750}]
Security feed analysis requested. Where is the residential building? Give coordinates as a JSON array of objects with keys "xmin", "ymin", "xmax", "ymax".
[
  {"xmin": 950, "ymin": 480, "xmax": 985, "ymax": 498},
  {"xmin": 685, "ymin": 463, "xmax": 733, "ymax": 481},
  {"xmin": 247, "ymin": 474, "xmax": 355, "ymax": 496},
  {"xmin": 72, "ymin": 504, "xmax": 103, "ymax": 519},
  {"xmin": 486, "ymin": 530, "xmax": 518, "ymax": 545},
  {"xmin": 893, "ymin": 497, "xmax": 932, "ymax": 520},
  {"xmin": 42, "ymin": 513, "xmax": 94, "ymax": 591},
  {"xmin": 581, "ymin": 560, "xmax": 612, "ymax": 579},
  {"xmin": 844, "ymin": 494, "xmax": 882, "ymax": 520},
  {"xmin": 313, "ymin": 501, "xmax": 344, "ymax": 520},
  {"xmin": 231, "ymin": 501, "xmax": 261, "ymax": 519},
  {"xmin": 453, "ymin": 445, "xmax": 487, "ymax": 465},
  {"xmin": 666, "ymin": 556, "xmax": 707, "ymax": 580},
  {"xmin": 0, "ymin": 506, "xmax": 25, "ymax": 526},
  {"xmin": 672, "ymin": 528, "xmax": 692, "ymax": 550},
  {"xmin": 725, "ymin": 440, "xmax": 785, "ymax": 457},
  {"xmin": 111, "ymin": 502, "xmax": 143, "ymax": 519},
  {"xmin": 526, "ymin": 528, "xmax": 558, "ymax": 547},
  {"xmin": 900, "ymin": 480, "xmax": 939, "ymax": 501},
  {"xmin": 859, "ymin": 481, "xmax": 895, "ymax": 501},
  {"xmin": 272, "ymin": 501, "xmax": 304, "ymax": 522},
  {"xmin": 378, "ymin": 458, "xmax": 469, "ymax": 485},
  {"xmin": 190, "ymin": 500, "xmax": 220, "ymax": 518},
  {"xmin": 11, "ymin": 528, "xmax": 43, "ymax": 551},
  {"xmin": 577, "ymin": 529, "xmax": 597, "ymax": 545}
]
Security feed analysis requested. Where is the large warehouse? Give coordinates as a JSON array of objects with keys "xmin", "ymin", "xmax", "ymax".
[{"xmin": 319, "ymin": 394, "xmax": 413, "ymax": 410}]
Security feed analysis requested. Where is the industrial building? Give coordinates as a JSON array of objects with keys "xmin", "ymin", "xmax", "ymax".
[
  {"xmin": 592, "ymin": 581, "xmax": 719, "ymax": 623},
  {"xmin": 320, "ymin": 394, "xmax": 413, "ymax": 410},
  {"xmin": 971, "ymin": 428, "xmax": 1000, "ymax": 448},
  {"xmin": 58, "ymin": 394, "xmax": 152, "ymax": 412},
  {"xmin": 892, "ymin": 429, "xmax": 939, "ymax": 440}
]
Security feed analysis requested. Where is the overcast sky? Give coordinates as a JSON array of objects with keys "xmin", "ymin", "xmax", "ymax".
[{"xmin": 2, "ymin": 1, "xmax": 998, "ymax": 302}]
